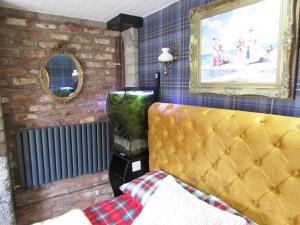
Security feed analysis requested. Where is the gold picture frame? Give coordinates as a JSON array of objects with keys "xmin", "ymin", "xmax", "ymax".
[
  {"xmin": 40, "ymin": 41, "xmax": 83, "ymax": 103},
  {"xmin": 189, "ymin": 0, "xmax": 299, "ymax": 99}
]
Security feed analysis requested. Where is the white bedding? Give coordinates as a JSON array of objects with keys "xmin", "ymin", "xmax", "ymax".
[
  {"xmin": 32, "ymin": 209, "xmax": 91, "ymax": 225},
  {"xmin": 132, "ymin": 176, "xmax": 247, "ymax": 225}
]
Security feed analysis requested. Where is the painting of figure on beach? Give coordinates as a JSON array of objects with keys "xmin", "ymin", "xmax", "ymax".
[{"xmin": 200, "ymin": 0, "xmax": 281, "ymax": 84}]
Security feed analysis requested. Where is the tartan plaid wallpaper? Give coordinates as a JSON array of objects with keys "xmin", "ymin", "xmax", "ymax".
[{"xmin": 138, "ymin": 0, "xmax": 300, "ymax": 117}]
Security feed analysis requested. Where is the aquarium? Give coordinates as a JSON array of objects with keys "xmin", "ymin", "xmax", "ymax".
[{"xmin": 107, "ymin": 89, "xmax": 155, "ymax": 157}]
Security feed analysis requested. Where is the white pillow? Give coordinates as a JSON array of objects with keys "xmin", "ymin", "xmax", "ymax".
[
  {"xmin": 132, "ymin": 176, "xmax": 247, "ymax": 225},
  {"xmin": 33, "ymin": 209, "xmax": 91, "ymax": 225}
]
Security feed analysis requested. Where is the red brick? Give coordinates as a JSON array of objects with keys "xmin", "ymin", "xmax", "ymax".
[
  {"xmin": 6, "ymin": 39, "xmax": 35, "ymax": 46},
  {"xmin": 24, "ymin": 49, "xmax": 46, "ymax": 58},
  {"xmin": 0, "ymin": 48, "xmax": 20, "ymax": 57},
  {"xmin": 1, "ymin": 89, "xmax": 19, "ymax": 97},
  {"xmin": 0, "ymin": 79, "xmax": 9, "ymax": 86},
  {"xmin": 0, "ymin": 27, "xmax": 17, "ymax": 38},
  {"xmin": 0, "ymin": 68, "xmax": 26, "ymax": 76},
  {"xmin": 13, "ymin": 95, "xmax": 36, "ymax": 104},
  {"xmin": 10, "ymin": 59, "xmax": 38, "ymax": 67},
  {"xmin": 21, "ymin": 30, "xmax": 43, "ymax": 39},
  {"xmin": 3, "ymin": 106, "xmax": 23, "ymax": 114},
  {"xmin": 0, "ymin": 57, "xmax": 9, "ymax": 65},
  {"xmin": 84, "ymin": 27, "xmax": 102, "ymax": 34},
  {"xmin": 59, "ymin": 24, "xmax": 81, "ymax": 33},
  {"xmin": 15, "ymin": 113, "xmax": 38, "ymax": 121}
]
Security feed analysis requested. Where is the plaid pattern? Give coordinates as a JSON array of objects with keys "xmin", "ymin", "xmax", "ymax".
[
  {"xmin": 84, "ymin": 193, "xmax": 142, "ymax": 225},
  {"xmin": 120, "ymin": 170, "xmax": 207, "ymax": 206},
  {"xmin": 139, "ymin": 0, "xmax": 300, "ymax": 117},
  {"xmin": 207, "ymin": 195, "xmax": 258, "ymax": 225},
  {"xmin": 120, "ymin": 170, "xmax": 257, "ymax": 225}
]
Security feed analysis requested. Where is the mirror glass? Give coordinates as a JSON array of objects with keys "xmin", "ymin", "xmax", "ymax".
[
  {"xmin": 40, "ymin": 42, "xmax": 83, "ymax": 103},
  {"xmin": 46, "ymin": 54, "xmax": 79, "ymax": 97}
]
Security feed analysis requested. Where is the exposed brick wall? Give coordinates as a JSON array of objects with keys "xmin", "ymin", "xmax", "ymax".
[
  {"xmin": 15, "ymin": 171, "xmax": 112, "ymax": 225},
  {"xmin": 0, "ymin": 7, "xmax": 120, "ymax": 224}
]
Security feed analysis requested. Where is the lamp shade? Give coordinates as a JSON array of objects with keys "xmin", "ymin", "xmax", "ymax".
[{"xmin": 158, "ymin": 48, "xmax": 174, "ymax": 62}]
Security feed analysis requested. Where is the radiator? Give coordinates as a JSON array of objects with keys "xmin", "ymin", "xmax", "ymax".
[{"xmin": 16, "ymin": 121, "xmax": 111, "ymax": 188}]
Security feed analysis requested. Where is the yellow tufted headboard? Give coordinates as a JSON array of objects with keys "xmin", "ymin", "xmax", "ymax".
[{"xmin": 148, "ymin": 103, "xmax": 300, "ymax": 225}]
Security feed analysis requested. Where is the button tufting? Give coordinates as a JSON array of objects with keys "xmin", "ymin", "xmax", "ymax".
[
  {"xmin": 191, "ymin": 155, "xmax": 196, "ymax": 161},
  {"xmin": 223, "ymin": 186, "xmax": 229, "ymax": 193},
  {"xmin": 275, "ymin": 142, "xmax": 281, "ymax": 148},
  {"xmin": 240, "ymin": 133, "xmax": 245, "ymax": 138},
  {"xmin": 292, "ymin": 170, "xmax": 300, "ymax": 177},
  {"xmin": 255, "ymin": 159, "xmax": 262, "ymax": 166},
  {"xmin": 238, "ymin": 173, "xmax": 244, "ymax": 179},
  {"xmin": 212, "ymin": 162, "xmax": 217, "ymax": 168},
  {"xmin": 225, "ymin": 149, "xmax": 231, "ymax": 155},
  {"xmin": 252, "ymin": 200, "xmax": 259, "ymax": 207},
  {"xmin": 270, "ymin": 186, "xmax": 280, "ymax": 194}
]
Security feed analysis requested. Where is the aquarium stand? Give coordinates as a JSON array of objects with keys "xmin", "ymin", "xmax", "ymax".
[{"xmin": 108, "ymin": 151, "xmax": 149, "ymax": 196}]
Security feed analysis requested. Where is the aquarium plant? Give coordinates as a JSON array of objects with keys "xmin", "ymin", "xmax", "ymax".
[{"xmin": 107, "ymin": 90, "xmax": 155, "ymax": 157}]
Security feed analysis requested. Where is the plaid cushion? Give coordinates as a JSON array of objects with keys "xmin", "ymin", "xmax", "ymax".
[
  {"xmin": 84, "ymin": 193, "xmax": 142, "ymax": 225},
  {"xmin": 120, "ymin": 170, "xmax": 208, "ymax": 206}
]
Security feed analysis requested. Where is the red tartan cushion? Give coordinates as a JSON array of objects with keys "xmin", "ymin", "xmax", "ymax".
[{"xmin": 84, "ymin": 193, "xmax": 142, "ymax": 225}]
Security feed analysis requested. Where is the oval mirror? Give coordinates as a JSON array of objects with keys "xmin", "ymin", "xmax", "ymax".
[{"xmin": 40, "ymin": 42, "xmax": 83, "ymax": 102}]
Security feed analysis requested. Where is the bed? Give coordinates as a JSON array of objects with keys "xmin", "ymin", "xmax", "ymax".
[{"xmin": 36, "ymin": 102, "xmax": 300, "ymax": 225}]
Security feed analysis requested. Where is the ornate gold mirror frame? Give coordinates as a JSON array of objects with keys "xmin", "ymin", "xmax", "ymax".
[
  {"xmin": 189, "ymin": 0, "xmax": 299, "ymax": 99},
  {"xmin": 40, "ymin": 41, "xmax": 83, "ymax": 103}
]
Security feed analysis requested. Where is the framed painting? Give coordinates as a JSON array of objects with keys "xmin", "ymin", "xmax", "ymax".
[{"xmin": 189, "ymin": 0, "xmax": 300, "ymax": 99}]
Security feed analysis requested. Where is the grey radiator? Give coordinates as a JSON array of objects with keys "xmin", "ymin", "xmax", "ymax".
[{"xmin": 16, "ymin": 121, "xmax": 111, "ymax": 188}]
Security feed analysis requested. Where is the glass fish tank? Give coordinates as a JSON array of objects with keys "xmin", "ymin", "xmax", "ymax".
[{"xmin": 107, "ymin": 89, "xmax": 155, "ymax": 157}]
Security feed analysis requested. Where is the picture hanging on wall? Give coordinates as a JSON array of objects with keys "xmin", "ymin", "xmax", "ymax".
[{"xmin": 189, "ymin": 0, "xmax": 299, "ymax": 99}]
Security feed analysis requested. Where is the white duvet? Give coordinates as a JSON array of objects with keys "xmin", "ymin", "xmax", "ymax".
[
  {"xmin": 132, "ymin": 176, "xmax": 247, "ymax": 225},
  {"xmin": 32, "ymin": 209, "xmax": 91, "ymax": 225}
]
